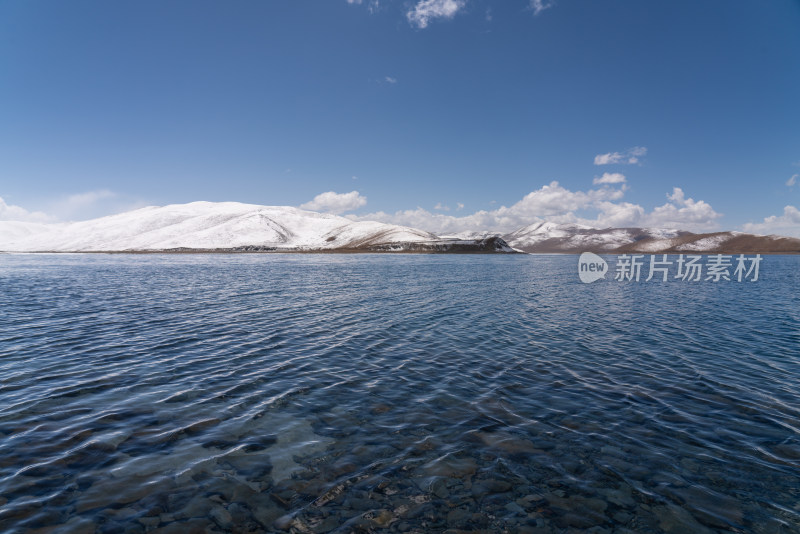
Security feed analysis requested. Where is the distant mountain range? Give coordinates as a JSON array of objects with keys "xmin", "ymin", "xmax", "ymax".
[
  {"xmin": 499, "ymin": 222, "xmax": 800, "ymax": 254},
  {"xmin": 0, "ymin": 202, "xmax": 798, "ymax": 254}
]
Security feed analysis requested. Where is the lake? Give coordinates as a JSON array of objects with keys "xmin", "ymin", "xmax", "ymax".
[{"xmin": 0, "ymin": 254, "xmax": 798, "ymax": 533}]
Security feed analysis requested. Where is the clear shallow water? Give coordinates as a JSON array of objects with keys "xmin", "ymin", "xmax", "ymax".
[{"xmin": 0, "ymin": 253, "xmax": 798, "ymax": 534}]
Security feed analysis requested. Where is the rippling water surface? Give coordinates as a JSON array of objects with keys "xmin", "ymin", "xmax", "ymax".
[{"xmin": 1, "ymin": 254, "xmax": 799, "ymax": 534}]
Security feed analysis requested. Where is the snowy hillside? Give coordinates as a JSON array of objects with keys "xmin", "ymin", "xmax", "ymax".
[
  {"xmin": 0, "ymin": 202, "xmax": 438, "ymax": 252},
  {"xmin": 502, "ymin": 222, "xmax": 684, "ymax": 253},
  {"xmin": 1, "ymin": 202, "xmax": 797, "ymax": 253},
  {"xmin": 438, "ymin": 231, "xmax": 500, "ymax": 241},
  {"xmin": 502, "ymin": 222, "xmax": 800, "ymax": 254}
]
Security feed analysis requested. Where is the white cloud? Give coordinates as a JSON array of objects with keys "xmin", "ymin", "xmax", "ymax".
[
  {"xmin": 347, "ymin": 0, "xmax": 381, "ymax": 14},
  {"xmin": 63, "ymin": 190, "xmax": 116, "ymax": 209},
  {"xmin": 0, "ymin": 189, "xmax": 139, "ymax": 222},
  {"xmin": 594, "ymin": 146, "xmax": 647, "ymax": 165},
  {"xmin": 0, "ymin": 196, "xmax": 50, "ymax": 222},
  {"xmin": 742, "ymin": 206, "xmax": 800, "ymax": 237},
  {"xmin": 787, "ymin": 174, "xmax": 798, "ymax": 187},
  {"xmin": 346, "ymin": 182, "xmax": 721, "ymax": 234},
  {"xmin": 529, "ymin": 0, "xmax": 554, "ymax": 15},
  {"xmin": 627, "ymin": 146, "xmax": 647, "ymax": 163},
  {"xmin": 511, "ymin": 181, "xmax": 624, "ymax": 216},
  {"xmin": 591, "ymin": 201, "xmax": 646, "ymax": 229},
  {"xmin": 456, "ymin": 202, "xmax": 465, "ymax": 210},
  {"xmin": 407, "ymin": 0, "xmax": 465, "ymax": 28},
  {"xmin": 593, "ymin": 153, "xmax": 623, "ymax": 165},
  {"xmin": 49, "ymin": 189, "xmax": 124, "ymax": 221},
  {"xmin": 348, "ymin": 182, "xmax": 596, "ymax": 232},
  {"xmin": 300, "ymin": 191, "xmax": 367, "ymax": 214},
  {"xmin": 593, "ymin": 172, "xmax": 626, "ymax": 185},
  {"xmin": 638, "ymin": 187, "xmax": 721, "ymax": 230},
  {"xmin": 385, "ymin": 76, "xmax": 397, "ymax": 84},
  {"xmin": 434, "ymin": 202, "xmax": 450, "ymax": 211}
]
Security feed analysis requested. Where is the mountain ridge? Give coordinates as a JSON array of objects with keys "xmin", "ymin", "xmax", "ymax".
[{"xmin": 0, "ymin": 201, "xmax": 797, "ymax": 254}]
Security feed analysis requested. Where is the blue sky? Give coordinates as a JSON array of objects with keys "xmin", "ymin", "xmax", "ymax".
[{"xmin": 1, "ymin": 0, "xmax": 799, "ymax": 235}]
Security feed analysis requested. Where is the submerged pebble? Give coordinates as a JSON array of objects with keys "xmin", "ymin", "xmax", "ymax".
[{"xmin": 1, "ymin": 254, "xmax": 799, "ymax": 532}]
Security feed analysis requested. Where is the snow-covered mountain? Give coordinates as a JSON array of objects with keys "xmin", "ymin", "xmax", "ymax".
[
  {"xmin": 0, "ymin": 201, "xmax": 516, "ymax": 253},
  {"xmin": 501, "ymin": 223, "xmax": 800, "ymax": 254},
  {"xmin": 501, "ymin": 222, "xmax": 685, "ymax": 253},
  {"xmin": 438, "ymin": 231, "xmax": 500, "ymax": 241},
  {"xmin": 614, "ymin": 231, "xmax": 800, "ymax": 254},
  {"xmin": 0, "ymin": 202, "xmax": 796, "ymax": 253},
  {"xmin": 0, "ymin": 202, "xmax": 442, "ymax": 252}
]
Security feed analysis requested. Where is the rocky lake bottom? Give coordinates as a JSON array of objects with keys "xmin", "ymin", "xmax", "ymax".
[{"xmin": 0, "ymin": 254, "xmax": 798, "ymax": 533}]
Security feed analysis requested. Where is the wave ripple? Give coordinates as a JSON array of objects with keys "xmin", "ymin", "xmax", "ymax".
[{"xmin": 0, "ymin": 254, "xmax": 798, "ymax": 533}]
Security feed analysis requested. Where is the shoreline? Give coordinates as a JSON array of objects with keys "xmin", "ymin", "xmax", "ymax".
[{"xmin": 1, "ymin": 249, "xmax": 798, "ymax": 255}]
